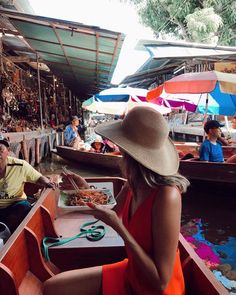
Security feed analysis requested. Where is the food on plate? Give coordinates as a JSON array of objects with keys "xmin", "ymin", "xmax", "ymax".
[{"xmin": 65, "ymin": 190, "xmax": 109, "ymax": 206}]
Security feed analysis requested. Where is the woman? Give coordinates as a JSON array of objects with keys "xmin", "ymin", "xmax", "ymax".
[{"xmin": 44, "ymin": 106, "xmax": 189, "ymax": 295}]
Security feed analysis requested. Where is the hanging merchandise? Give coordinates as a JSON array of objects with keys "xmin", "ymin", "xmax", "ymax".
[{"xmin": 2, "ymin": 86, "xmax": 14, "ymax": 105}]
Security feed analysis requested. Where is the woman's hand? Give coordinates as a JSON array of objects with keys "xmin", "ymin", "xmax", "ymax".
[
  {"xmin": 86, "ymin": 202, "xmax": 122, "ymax": 230},
  {"xmin": 59, "ymin": 172, "xmax": 90, "ymax": 190}
]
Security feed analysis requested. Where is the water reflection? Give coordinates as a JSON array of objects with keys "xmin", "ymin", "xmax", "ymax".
[{"xmin": 182, "ymin": 182, "xmax": 236, "ymax": 292}]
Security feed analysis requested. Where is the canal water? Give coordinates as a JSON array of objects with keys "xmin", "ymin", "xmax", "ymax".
[{"xmin": 36, "ymin": 154, "xmax": 236, "ymax": 293}]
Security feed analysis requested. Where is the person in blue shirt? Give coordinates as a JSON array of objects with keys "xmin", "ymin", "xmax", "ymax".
[
  {"xmin": 200, "ymin": 120, "xmax": 236, "ymax": 163},
  {"xmin": 64, "ymin": 116, "xmax": 84, "ymax": 149}
]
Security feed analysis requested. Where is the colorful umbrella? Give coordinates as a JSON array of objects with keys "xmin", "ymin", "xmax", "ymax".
[
  {"xmin": 94, "ymin": 87, "xmax": 147, "ymax": 102},
  {"xmin": 82, "ymin": 95, "xmax": 171, "ymax": 115},
  {"xmin": 82, "ymin": 87, "xmax": 171, "ymax": 115},
  {"xmin": 147, "ymin": 71, "xmax": 236, "ymax": 116}
]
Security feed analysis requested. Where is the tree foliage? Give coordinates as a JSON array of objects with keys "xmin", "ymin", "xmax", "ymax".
[{"xmin": 128, "ymin": 0, "xmax": 236, "ymax": 46}]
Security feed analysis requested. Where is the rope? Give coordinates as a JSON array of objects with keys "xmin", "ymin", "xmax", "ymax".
[{"xmin": 41, "ymin": 219, "xmax": 106, "ymax": 261}]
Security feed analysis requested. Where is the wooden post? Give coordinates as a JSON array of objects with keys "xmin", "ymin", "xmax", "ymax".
[
  {"xmin": 53, "ymin": 75, "xmax": 59, "ymax": 125},
  {"xmin": 21, "ymin": 136, "xmax": 29, "ymax": 162},
  {"xmin": 48, "ymin": 134, "xmax": 52, "ymax": 153},
  {"xmin": 69, "ymin": 90, "xmax": 72, "ymax": 116},
  {"xmin": 0, "ymin": 33, "xmax": 3, "ymax": 74},
  {"xmin": 37, "ymin": 54, "xmax": 44, "ymax": 130},
  {"xmin": 35, "ymin": 137, "xmax": 41, "ymax": 165},
  {"xmin": 55, "ymin": 132, "xmax": 59, "ymax": 146}
]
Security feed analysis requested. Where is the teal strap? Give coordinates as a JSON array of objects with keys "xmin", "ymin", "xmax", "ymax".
[{"xmin": 42, "ymin": 220, "xmax": 106, "ymax": 261}]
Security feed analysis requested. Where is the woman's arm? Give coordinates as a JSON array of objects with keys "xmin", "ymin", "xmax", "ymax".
[
  {"xmin": 113, "ymin": 181, "xmax": 129, "ymax": 217},
  {"xmin": 151, "ymin": 186, "xmax": 182, "ymax": 290},
  {"xmin": 87, "ymin": 185, "xmax": 181, "ymax": 292}
]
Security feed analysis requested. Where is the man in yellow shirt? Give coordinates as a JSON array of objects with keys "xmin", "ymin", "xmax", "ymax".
[{"xmin": 0, "ymin": 136, "xmax": 56, "ymax": 233}]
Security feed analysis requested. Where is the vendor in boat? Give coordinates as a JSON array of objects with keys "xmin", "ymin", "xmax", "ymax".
[
  {"xmin": 0, "ymin": 136, "xmax": 57, "ymax": 234},
  {"xmin": 64, "ymin": 115, "xmax": 84, "ymax": 149},
  {"xmin": 103, "ymin": 139, "xmax": 121, "ymax": 155},
  {"xmin": 43, "ymin": 107, "xmax": 190, "ymax": 295},
  {"xmin": 90, "ymin": 135, "xmax": 105, "ymax": 153},
  {"xmin": 200, "ymin": 120, "xmax": 236, "ymax": 163}
]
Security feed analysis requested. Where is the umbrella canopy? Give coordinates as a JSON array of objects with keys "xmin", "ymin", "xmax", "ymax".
[
  {"xmin": 147, "ymin": 71, "xmax": 236, "ymax": 116},
  {"xmin": 94, "ymin": 86, "xmax": 148, "ymax": 102},
  {"xmin": 82, "ymin": 86, "xmax": 171, "ymax": 115}
]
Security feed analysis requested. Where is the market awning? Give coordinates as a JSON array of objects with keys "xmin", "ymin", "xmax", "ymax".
[
  {"xmin": 0, "ymin": 9, "xmax": 125, "ymax": 99},
  {"xmin": 120, "ymin": 40, "xmax": 236, "ymax": 88}
]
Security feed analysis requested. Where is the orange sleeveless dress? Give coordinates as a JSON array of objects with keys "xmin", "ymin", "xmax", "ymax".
[{"xmin": 102, "ymin": 190, "xmax": 185, "ymax": 295}]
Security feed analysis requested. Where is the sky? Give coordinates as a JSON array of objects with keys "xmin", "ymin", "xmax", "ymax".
[{"xmin": 27, "ymin": 0, "xmax": 155, "ymax": 85}]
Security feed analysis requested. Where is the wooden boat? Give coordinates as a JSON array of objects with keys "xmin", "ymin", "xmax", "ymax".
[
  {"xmin": 0, "ymin": 178, "xmax": 229, "ymax": 295},
  {"xmin": 175, "ymin": 141, "xmax": 236, "ymax": 159},
  {"xmin": 179, "ymin": 158, "xmax": 236, "ymax": 184},
  {"xmin": 56, "ymin": 145, "xmax": 123, "ymax": 169},
  {"xmin": 56, "ymin": 144, "xmax": 236, "ymax": 183},
  {"xmin": 174, "ymin": 142, "xmax": 236, "ymax": 183}
]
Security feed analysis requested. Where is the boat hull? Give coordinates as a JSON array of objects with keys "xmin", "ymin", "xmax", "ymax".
[
  {"xmin": 179, "ymin": 159, "xmax": 236, "ymax": 184},
  {"xmin": 56, "ymin": 146, "xmax": 122, "ymax": 169},
  {"xmin": 175, "ymin": 142, "xmax": 236, "ymax": 159}
]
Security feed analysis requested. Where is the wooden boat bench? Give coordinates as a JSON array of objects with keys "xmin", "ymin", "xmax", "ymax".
[
  {"xmin": 0, "ymin": 177, "xmax": 127, "ymax": 295},
  {"xmin": 0, "ymin": 188, "xmax": 60, "ymax": 295},
  {"xmin": 181, "ymin": 157, "xmax": 200, "ymax": 162}
]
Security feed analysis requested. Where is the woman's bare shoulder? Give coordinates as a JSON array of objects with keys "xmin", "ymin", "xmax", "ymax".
[{"xmin": 154, "ymin": 185, "xmax": 181, "ymax": 206}]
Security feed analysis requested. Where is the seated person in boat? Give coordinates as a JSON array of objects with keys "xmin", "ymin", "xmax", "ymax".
[
  {"xmin": 90, "ymin": 135, "xmax": 105, "ymax": 153},
  {"xmin": 217, "ymin": 132, "xmax": 236, "ymax": 146},
  {"xmin": 200, "ymin": 120, "xmax": 236, "ymax": 163},
  {"xmin": 103, "ymin": 139, "xmax": 121, "ymax": 155},
  {"xmin": 64, "ymin": 115, "xmax": 84, "ymax": 149},
  {"xmin": 43, "ymin": 107, "xmax": 190, "ymax": 295},
  {"xmin": 0, "ymin": 136, "xmax": 57, "ymax": 234}
]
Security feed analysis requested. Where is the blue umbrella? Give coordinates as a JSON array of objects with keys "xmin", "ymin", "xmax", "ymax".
[{"xmin": 94, "ymin": 87, "xmax": 147, "ymax": 102}]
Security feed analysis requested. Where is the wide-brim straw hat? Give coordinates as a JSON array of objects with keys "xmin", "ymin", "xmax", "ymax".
[{"xmin": 95, "ymin": 106, "xmax": 179, "ymax": 176}]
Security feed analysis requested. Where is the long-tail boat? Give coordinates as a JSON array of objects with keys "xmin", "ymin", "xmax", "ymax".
[
  {"xmin": 55, "ymin": 144, "xmax": 236, "ymax": 183},
  {"xmin": 55, "ymin": 145, "xmax": 122, "ymax": 169},
  {"xmin": 176, "ymin": 142, "xmax": 236, "ymax": 183},
  {"xmin": 0, "ymin": 177, "xmax": 228, "ymax": 295},
  {"xmin": 175, "ymin": 141, "xmax": 236, "ymax": 159}
]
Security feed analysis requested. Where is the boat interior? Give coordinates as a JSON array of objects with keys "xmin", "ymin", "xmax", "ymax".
[{"xmin": 0, "ymin": 177, "xmax": 228, "ymax": 295}]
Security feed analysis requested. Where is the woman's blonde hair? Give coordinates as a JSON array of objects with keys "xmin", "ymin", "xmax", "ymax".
[{"xmin": 121, "ymin": 153, "xmax": 190, "ymax": 194}]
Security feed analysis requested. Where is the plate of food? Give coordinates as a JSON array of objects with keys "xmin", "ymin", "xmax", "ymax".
[{"xmin": 58, "ymin": 188, "xmax": 116, "ymax": 211}]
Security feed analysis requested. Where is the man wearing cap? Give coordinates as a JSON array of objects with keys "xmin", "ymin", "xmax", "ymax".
[
  {"xmin": 199, "ymin": 120, "xmax": 236, "ymax": 163},
  {"xmin": 64, "ymin": 115, "xmax": 84, "ymax": 149},
  {"xmin": 0, "ymin": 136, "xmax": 56, "ymax": 234}
]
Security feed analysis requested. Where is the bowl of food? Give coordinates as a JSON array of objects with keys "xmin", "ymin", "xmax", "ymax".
[{"xmin": 58, "ymin": 188, "xmax": 116, "ymax": 211}]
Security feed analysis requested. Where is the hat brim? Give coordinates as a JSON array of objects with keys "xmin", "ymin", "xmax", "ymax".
[{"xmin": 95, "ymin": 120, "xmax": 179, "ymax": 176}]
